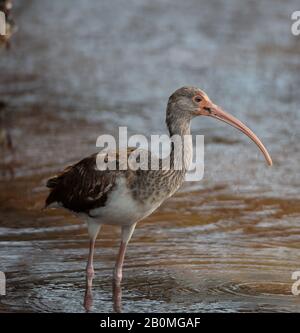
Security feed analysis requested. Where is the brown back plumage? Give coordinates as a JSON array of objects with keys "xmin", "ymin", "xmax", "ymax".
[
  {"xmin": 45, "ymin": 148, "xmax": 141, "ymax": 214},
  {"xmin": 45, "ymin": 153, "xmax": 118, "ymax": 213}
]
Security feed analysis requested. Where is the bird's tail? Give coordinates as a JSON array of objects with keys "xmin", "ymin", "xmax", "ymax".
[{"xmin": 45, "ymin": 175, "xmax": 61, "ymax": 207}]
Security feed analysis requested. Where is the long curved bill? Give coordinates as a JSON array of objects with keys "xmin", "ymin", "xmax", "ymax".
[{"xmin": 203, "ymin": 104, "xmax": 273, "ymax": 166}]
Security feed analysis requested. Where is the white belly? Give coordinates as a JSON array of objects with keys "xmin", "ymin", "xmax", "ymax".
[{"xmin": 89, "ymin": 177, "xmax": 161, "ymax": 226}]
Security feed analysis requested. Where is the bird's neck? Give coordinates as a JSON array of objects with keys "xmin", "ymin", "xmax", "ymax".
[{"xmin": 168, "ymin": 119, "xmax": 193, "ymax": 171}]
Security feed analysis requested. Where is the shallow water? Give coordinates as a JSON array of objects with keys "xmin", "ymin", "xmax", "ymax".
[{"xmin": 0, "ymin": 0, "xmax": 300, "ymax": 312}]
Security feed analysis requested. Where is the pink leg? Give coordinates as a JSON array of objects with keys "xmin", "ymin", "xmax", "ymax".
[
  {"xmin": 114, "ymin": 241, "xmax": 127, "ymax": 286},
  {"xmin": 83, "ymin": 222, "xmax": 101, "ymax": 311},
  {"xmin": 86, "ymin": 222, "xmax": 101, "ymax": 281},
  {"xmin": 113, "ymin": 279, "xmax": 122, "ymax": 313},
  {"xmin": 84, "ymin": 282, "xmax": 93, "ymax": 312},
  {"xmin": 113, "ymin": 223, "xmax": 137, "ymax": 286},
  {"xmin": 86, "ymin": 239, "xmax": 96, "ymax": 279},
  {"xmin": 84, "ymin": 240, "xmax": 96, "ymax": 311}
]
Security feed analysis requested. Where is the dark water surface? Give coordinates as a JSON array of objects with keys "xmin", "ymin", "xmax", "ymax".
[{"xmin": 0, "ymin": 0, "xmax": 300, "ymax": 312}]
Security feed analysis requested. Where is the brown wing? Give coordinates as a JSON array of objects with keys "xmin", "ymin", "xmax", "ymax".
[{"xmin": 45, "ymin": 153, "xmax": 118, "ymax": 214}]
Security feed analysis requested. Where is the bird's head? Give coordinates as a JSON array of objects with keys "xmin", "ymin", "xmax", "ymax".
[{"xmin": 167, "ymin": 86, "xmax": 273, "ymax": 166}]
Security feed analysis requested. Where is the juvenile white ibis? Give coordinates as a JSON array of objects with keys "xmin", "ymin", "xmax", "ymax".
[{"xmin": 45, "ymin": 87, "xmax": 272, "ymax": 292}]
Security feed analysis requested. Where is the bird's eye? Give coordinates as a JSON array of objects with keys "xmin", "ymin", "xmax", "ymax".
[{"xmin": 194, "ymin": 96, "xmax": 202, "ymax": 103}]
